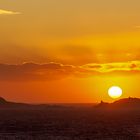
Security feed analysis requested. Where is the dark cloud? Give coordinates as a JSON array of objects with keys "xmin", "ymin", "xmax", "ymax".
[
  {"xmin": 0, "ymin": 61, "xmax": 140, "ymax": 81},
  {"xmin": 0, "ymin": 63, "xmax": 75, "ymax": 81}
]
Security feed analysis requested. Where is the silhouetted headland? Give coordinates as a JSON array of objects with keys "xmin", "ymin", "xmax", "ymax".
[
  {"xmin": 96, "ymin": 97, "xmax": 140, "ymax": 110},
  {"xmin": 0, "ymin": 97, "xmax": 67, "ymax": 109}
]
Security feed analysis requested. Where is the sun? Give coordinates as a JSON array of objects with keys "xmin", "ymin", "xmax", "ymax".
[{"xmin": 108, "ymin": 86, "xmax": 122, "ymax": 99}]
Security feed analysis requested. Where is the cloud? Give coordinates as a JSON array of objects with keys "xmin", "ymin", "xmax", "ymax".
[
  {"xmin": 0, "ymin": 9, "xmax": 20, "ymax": 15},
  {"xmin": 82, "ymin": 61, "xmax": 140, "ymax": 73},
  {"xmin": 0, "ymin": 62, "xmax": 76, "ymax": 81},
  {"xmin": 0, "ymin": 61, "xmax": 140, "ymax": 81}
]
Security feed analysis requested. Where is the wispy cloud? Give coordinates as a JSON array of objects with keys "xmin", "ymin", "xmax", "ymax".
[
  {"xmin": 82, "ymin": 61, "xmax": 140, "ymax": 73},
  {"xmin": 0, "ymin": 9, "xmax": 20, "ymax": 15}
]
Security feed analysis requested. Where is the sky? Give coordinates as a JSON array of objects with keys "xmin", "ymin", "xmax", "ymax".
[{"xmin": 0, "ymin": 0, "xmax": 140, "ymax": 103}]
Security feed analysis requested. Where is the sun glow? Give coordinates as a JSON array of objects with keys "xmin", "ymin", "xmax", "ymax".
[{"xmin": 108, "ymin": 86, "xmax": 122, "ymax": 99}]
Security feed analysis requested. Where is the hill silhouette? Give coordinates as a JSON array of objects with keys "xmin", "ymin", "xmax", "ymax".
[
  {"xmin": 0, "ymin": 97, "xmax": 32, "ymax": 108},
  {"xmin": 0, "ymin": 97, "xmax": 140, "ymax": 110},
  {"xmin": 96, "ymin": 97, "xmax": 140, "ymax": 109},
  {"xmin": 0, "ymin": 97, "xmax": 7, "ymax": 104},
  {"xmin": 0, "ymin": 97, "xmax": 69, "ymax": 109}
]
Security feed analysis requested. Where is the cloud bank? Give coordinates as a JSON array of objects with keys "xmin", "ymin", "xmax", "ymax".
[
  {"xmin": 83, "ymin": 61, "xmax": 140, "ymax": 73},
  {"xmin": 0, "ymin": 61, "xmax": 140, "ymax": 81},
  {"xmin": 0, "ymin": 9, "xmax": 20, "ymax": 15}
]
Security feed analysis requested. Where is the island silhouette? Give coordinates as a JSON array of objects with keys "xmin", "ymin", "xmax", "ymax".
[
  {"xmin": 96, "ymin": 97, "xmax": 140, "ymax": 109},
  {"xmin": 0, "ymin": 96, "xmax": 140, "ymax": 110}
]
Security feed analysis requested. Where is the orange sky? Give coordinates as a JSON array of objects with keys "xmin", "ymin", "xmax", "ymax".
[{"xmin": 0, "ymin": 0, "xmax": 140, "ymax": 103}]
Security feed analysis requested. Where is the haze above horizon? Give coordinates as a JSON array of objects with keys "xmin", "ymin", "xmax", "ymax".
[{"xmin": 0, "ymin": 0, "xmax": 140, "ymax": 103}]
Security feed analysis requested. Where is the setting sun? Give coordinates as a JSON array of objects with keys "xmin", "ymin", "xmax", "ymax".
[{"xmin": 108, "ymin": 86, "xmax": 123, "ymax": 99}]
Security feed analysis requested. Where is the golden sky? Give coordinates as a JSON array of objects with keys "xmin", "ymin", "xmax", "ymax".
[{"xmin": 0, "ymin": 0, "xmax": 140, "ymax": 103}]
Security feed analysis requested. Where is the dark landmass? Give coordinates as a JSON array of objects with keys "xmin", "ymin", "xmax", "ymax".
[
  {"xmin": 96, "ymin": 97, "xmax": 140, "ymax": 110},
  {"xmin": 0, "ymin": 97, "xmax": 139, "ymax": 139},
  {"xmin": 0, "ymin": 97, "xmax": 70, "ymax": 109}
]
